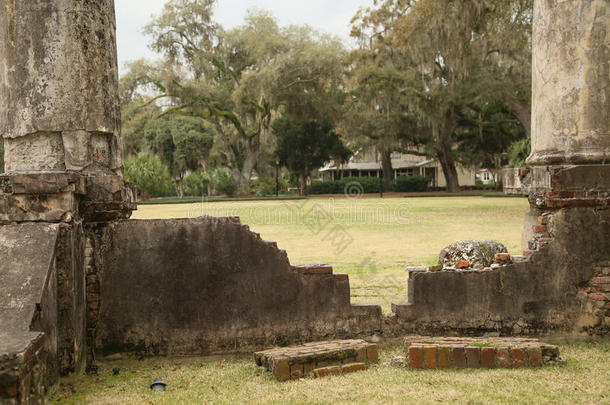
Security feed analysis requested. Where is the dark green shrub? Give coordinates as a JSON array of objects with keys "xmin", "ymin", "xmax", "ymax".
[
  {"xmin": 307, "ymin": 176, "xmax": 384, "ymax": 195},
  {"xmin": 339, "ymin": 176, "xmax": 381, "ymax": 194},
  {"xmin": 507, "ymin": 138, "xmax": 531, "ymax": 168},
  {"xmin": 124, "ymin": 153, "xmax": 175, "ymax": 198},
  {"xmin": 391, "ymin": 175, "xmax": 429, "ymax": 192},
  {"xmin": 251, "ymin": 177, "xmax": 277, "ymax": 196},
  {"xmin": 209, "ymin": 167, "xmax": 238, "ymax": 196},
  {"xmin": 183, "ymin": 172, "xmax": 209, "ymax": 196},
  {"xmin": 307, "ymin": 181, "xmax": 342, "ymax": 194}
]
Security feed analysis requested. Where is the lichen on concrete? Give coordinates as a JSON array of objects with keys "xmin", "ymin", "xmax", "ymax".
[{"xmin": 529, "ymin": 0, "xmax": 609, "ymax": 165}]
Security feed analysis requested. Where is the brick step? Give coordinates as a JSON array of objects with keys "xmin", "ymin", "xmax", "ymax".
[
  {"xmin": 313, "ymin": 362, "xmax": 366, "ymax": 378},
  {"xmin": 403, "ymin": 336, "xmax": 561, "ymax": 369},
  {"xmin": 255, "ymin": 339, "xmax": 378, "ymax": 381}
]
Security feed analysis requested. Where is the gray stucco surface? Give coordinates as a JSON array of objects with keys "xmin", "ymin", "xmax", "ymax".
[
  {"xmin": 91, "ymin": 218, "xmax": 377, "ymax": 356},
  {"xmin": 0, "ymin": 223, "xmax": 59, "ymax": 353}
]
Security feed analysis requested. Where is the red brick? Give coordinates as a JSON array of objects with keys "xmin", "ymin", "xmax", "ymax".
[
  {"xmin": 526, "ymin": 347, "xmax": 542, "ymax": 366},
  {"xmin": 537, "ymin": 216, "xmax": 548, "ymax": 225},
  {"xmin": 496, "ymin": 348, "xmax": 511, "ymax": 368},
  {"xmin": 456, "ymin": 260, "xmax": 470, "ymax": 269},
  {"xmin": 290, "ymin": 363, "xmax": 304, "ymax": 379},
  {"xmin": 591, "ymin": 277, "xmax": 610, "ymax": 284},
  {"xmin": 272, "ymin": 358, "xmax": 291, "ymax": 381},
  {"xmin": 0, "ymin": 383, "xmax": 18, "ymax": 397},
  {"xmin": 366, "ymin": 345, "xmax": 379, "ymax": 363},
  {"xmin": 466, "ymin": 347, "xmax": 481, "ymax": 368},
  {"xmin": 303, "ymin": 362, "xmax": 314, "ymax": 376},
  {"xmin": 438, "ymin": 346, "xmax": 451, "ymax": 369},
  {"xmin": 314, "ymin": 366, "xmax": 341, "ymax": 378},
  {"xmin": 546, "ymin": 191, "xmax": 574, "ymax": 199},
  {"xmin": 589, "ymin": 293, "xmax": 608, "ymax": 301},
  {"xmin": 341, "ymin": 363, "xmax": 366, "ymax": 374},
  {"xmin": 409, "ymin": 346, "xmax": 424, "ymax": 369},
  {"xmin": 533, "ymin": 224, "xmax": 548, "ymax": 233},
  {"xmin": 316, "ymin": 360, "xmax": 331, "ymax": 368},
  {"xmin": 356, "ymin": 346, "xmax": 367, "ymax": 362},
  {"xmin": 495, "ymin": 253, "xmax": 511, "ymax": 262},
  {"xmin": 296, "ymin": 265, "xmax": 333, "ymax": 274},
  {"xmin": 547, "ymin": 198, "xmax": 604, "ymax": 209},
  {"xmin": 605, "ymin": 310, "xmax": 610, "ymax": 317},
  {"xmin": 511, "ymin": 348, "xmax": 526, "ymax": 368},
  {"xmin": 481, "ymin": 347, "xmax": 495, "ymax": 368},
  {"xmin": 424, "ymin": 346, "xmax": 437, "ymax": 369},
  {"xmin": 452, "ymin": 347, "xmax": 467, "ymax": 368}
]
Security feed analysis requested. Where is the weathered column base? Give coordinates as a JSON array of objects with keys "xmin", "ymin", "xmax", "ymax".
[{"xmin": 0, "ymin": 172, "xmax": 136, "ymax": 224}]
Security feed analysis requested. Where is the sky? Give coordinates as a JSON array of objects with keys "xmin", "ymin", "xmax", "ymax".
[{"xmin": 115, "ymin": 0, "xmax": 373, "ymax": 75}]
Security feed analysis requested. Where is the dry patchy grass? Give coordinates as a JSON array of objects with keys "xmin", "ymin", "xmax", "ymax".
[
  {"xmin": 50, "ymin": 197, "xmax": 610, "ymax": 404},
  {"xmin": 50, "ymin": 341, "xmax": 610, "ymax": 405}
]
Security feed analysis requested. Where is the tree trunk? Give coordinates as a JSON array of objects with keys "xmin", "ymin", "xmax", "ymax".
[
  {"xmin": 299, "ymin": 172, "xmax": 307, "ymax": 196},
  {"xmin": 437, "ymin": 148, "xmax": 460, "ymax": 193},
  {"xmin": 236, "ymin": 136, "xmax": 260, "ymax": 196},
  {"xmin": 380, "ymin": 149, "xmax": 393, "ymax": 187},
  {"xmin": 436, "ymin": 115, "xmax": 460, "ymax": 193},
  {"xmin": 509, "ymin": 101, "xmax": 531, "ymax": 138},
  {"xmin": 174, "ymin": 178, "xmax": 185, "ymax": 199}
]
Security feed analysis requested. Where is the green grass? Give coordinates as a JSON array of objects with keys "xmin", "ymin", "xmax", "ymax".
[
  {"xmin": 132, "ymin": 196, "xmax": 529, "ymax": 312},
  {"xmin": 50, "ymin": 341, "xmax": 610, "ymax": 405}
]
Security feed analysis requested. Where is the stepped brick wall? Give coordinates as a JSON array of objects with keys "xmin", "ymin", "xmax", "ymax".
[
  {"xmin": 391, "ymin": 200, "xmax": 610, "ymax": 336},
  {"xmin": 86, "ymin": 217, "xmax": 382, "ymax": 357}
]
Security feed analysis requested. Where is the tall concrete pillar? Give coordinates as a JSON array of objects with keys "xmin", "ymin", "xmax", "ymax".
[
  {"xmin": 529, "ymin": 0, "xmax": 609, "ymax": 166},
  {"xmin": 0, "ymin": 0, "xmax": 134, "ymax": 223},
  {"xmin": 0, "ymin": 0, "xmax": 122, "ymax": 174}
]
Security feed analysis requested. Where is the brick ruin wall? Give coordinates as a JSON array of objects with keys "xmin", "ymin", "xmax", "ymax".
[
  {"xmin": 84, "ymin": 217, "xmax": 382, "ymax": 357},
  {"xmin": 1, "ymin": 0, "xmax": 609, "ymax": 402},
  {"xmin": 1, "ymin": 189, "xmax": 608, "ymax": 403},
  {"xmin": 391, "ymin": 166, "xmax": 610, "ymax": 336}
]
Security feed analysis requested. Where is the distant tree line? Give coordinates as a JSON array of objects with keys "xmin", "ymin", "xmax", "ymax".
[{"xmin": 120, "ymin": 0, "xmax": 532, "ymax": 197}]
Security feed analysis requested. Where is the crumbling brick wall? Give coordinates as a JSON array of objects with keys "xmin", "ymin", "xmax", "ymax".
[{"xmin": 87, "ymin": 217, "xmax": 381, "ymax": 357}]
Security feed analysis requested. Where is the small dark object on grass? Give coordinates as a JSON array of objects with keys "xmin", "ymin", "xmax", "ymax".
[
  {"xmin": 85, "ymin": 365, "xmax": 99, "ymax": 376},
  {"xmin": 150, "ymin": 378, "xmax": 167, "ymax": 392},
  {"xmin": 112, "ymin": 368, "xmax": 120, "ymax": 376}
]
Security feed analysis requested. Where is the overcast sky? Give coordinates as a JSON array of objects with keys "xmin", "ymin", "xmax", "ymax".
[{"xmin": 115, "ymin": 0, "xmax": 373, "ymax": 75}]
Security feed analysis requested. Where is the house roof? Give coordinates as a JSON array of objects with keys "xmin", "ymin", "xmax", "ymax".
[{"xmin": 320, "ymin": 159, "xmax": 437, "ymax": 172}]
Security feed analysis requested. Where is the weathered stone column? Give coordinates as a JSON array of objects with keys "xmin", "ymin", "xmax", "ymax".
[
  {"xmin": 0, "ymin": 0, "xmax": 122, "ymax": 174},
  {"xmin": 0, "ymin": 0, "xmax": 134, "ymax": 222},
  {"xmin": 524, "ymin": 0, "xmax": 609, "ymax": 212},
  {"xmin": 529, "ymin": 0, "xmax": 609, "ymax": 166}
]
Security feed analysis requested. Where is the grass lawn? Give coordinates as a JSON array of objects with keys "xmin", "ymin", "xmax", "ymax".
[
  {"xmin": 50, "ymin": 197, "xmax": 610, "ymax": 404},
  {"xmin": 132, "ymin": 196, "xmax": 530, "ymax": 312},
  {"xmin": 50, "ymin": 341, "xmax": 610, "ymax": 404}
]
